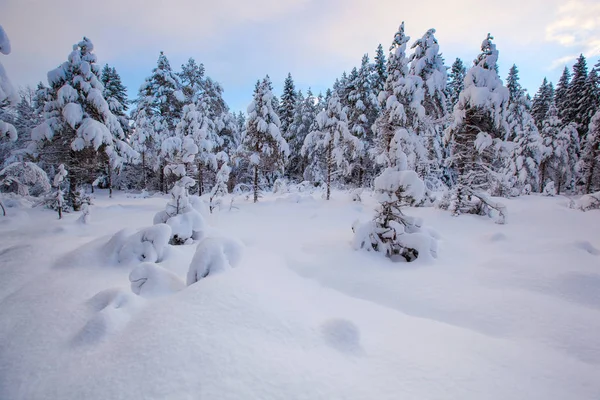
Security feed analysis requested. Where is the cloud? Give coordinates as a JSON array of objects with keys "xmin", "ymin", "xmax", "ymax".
[{"xmin": 546, "ymin": 0, "xmax": 600, "ymax": 67}]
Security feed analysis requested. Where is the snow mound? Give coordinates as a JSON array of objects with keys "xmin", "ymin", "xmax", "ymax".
[
  {"xmin": 187, "ymin": 236, "xmax": 245, "ymax": 285},
  {"xmin": 573, "ymin": 241, "xmax": 600, "ymax": 256},
  {"xmin": 75, "ymin": 289, "xmax": 140, "ymax": 345},
  {"xmin": 575, "ymin": 192, "xmax": 600, "ymax": 211},
  {"xmin": 129, "ymin": 262, "xmax": 186, "ymax": 297},
  {"xmin": 106, "ymin": 224, "xmax": 172, "ymax": 264}
]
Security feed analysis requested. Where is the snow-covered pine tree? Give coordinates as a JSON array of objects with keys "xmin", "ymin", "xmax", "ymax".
[
  {"xmin": 347, "ymin": 54, "xmax": 379, "ymax": 186},
  {"xmin": 243, "ymin": 76, "xmax": 289, "ymax": 202},
  {"xmin": 443, "ymin": 33, "xmax": 509, "ymax": 221},
  {"xmin": 564, "ymin": 54, "xmax": 590, "ymax": 138},
  {"xmin": 579, "ymin": 109, "xmax": 600, "ymax": 193},
  {"xmin": 584, "ymin": 65, "xmax": 600, "ymax": 126},
  {"xmin": 101, "ymin": 65, "xmax": 129, "ymax": 135},
  {"xmin": 539, "ymin": 103, "xmax": 569, "ymax": 193},
  {"xmin": 31, "ymin": 37, "xmax": 137, "ymax": 209},
  {"xmin": 555, "ymin": 66, "xmax": 570, "ymax": 124},
  {"xmin": 301, "ymin": 92, "xmax": 362, "ymax": 200},
  {"xmin": 209, "ymin": 163, "xmax": 231, "ymax": 213},
  {"xmin": 278, "ymin": 73, "xmax": 297, "ymax": 142},
  {"xmin": 408, "ymin": 28, "xmax": 448, "ymax": 184},
  {"xmin": 372, "ymin": 44, "xmax": 387, "ymax": 95},
  {"xmin": 372, "ymin": 22, "xmax": 426, "ymax": 173},
  {"xmin": 0, "ymin": 25, "xmax": 17, "ymax": 144},
  {"xmin": 286, "ymin": 89, "xmax": 317, "ymax": 182},
  {"xmin": 530, "ymin": 77, "xmax": 555, "ymax": 132},
  {"xmin": 352, "ymin": 168, "xmax": 437, "ymax": 262},
  {"xmin": 178, "ymin": 58, "xmax": 204, "ymax": 103},
  {"xmin": 447, "ymin": 58, "xmax": 466, "ymax": 111}
]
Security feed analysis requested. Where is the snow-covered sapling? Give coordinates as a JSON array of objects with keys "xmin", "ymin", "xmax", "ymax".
[
  {"xmin": 209, "ymin": 163, "xmax": 231, "ymax": 213},
  {"xmin": 51, "ymin": 164, "xmax": 68, "ymax": 219},
  {"xmin": 352, "ymin": 168, "xmax": 437, "ymax": 262},
  {"xmin": 543, "ymin": 181, "xmax": 556, "ymax": 197}
]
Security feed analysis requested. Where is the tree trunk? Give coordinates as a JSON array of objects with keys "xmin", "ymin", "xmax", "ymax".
[
  {"xmin": 0, "ymin": 201, "xmax": 5, "ymax": 217},
  {"xmin": 69, "ymin": 177, "xmax": 79, "ymax": 211},
  {"xmin": 106, "ymin": 159, "xmax": 112, "ymax": 198},
  {"xmin": 539, "ymin": 161, "xmax": 546, "ymax": 193},
  {"xmin": 142, "ymin": 151, "xmax": 147, "ymax": 190},
  {"xmin": 198, "ymin": 163, "xmax": 204, "ymax": 195},
  {"xmin": 326, "ymin": 140, "xmax": 332, "ymax": 200},
  {"xmin": 586, "ymin": 156, "xmax": 596, "ymax": 194},
  {"xmin": 160, "ymin": 163, "xmax": 165, "ymax": 193},
  {"xmin": 253, "ymin": 165, "xmax": 259, "ymax": 203}
]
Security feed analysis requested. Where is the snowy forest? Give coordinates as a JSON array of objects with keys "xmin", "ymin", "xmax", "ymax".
[{"xmin": 2, "ymin": 15, "xmax": 600, "ymax": 399}]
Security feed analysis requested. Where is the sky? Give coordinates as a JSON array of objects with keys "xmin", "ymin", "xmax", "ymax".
[{"xmin": 1, "ymin": 0, "xmax": 599, "ymax": 113}]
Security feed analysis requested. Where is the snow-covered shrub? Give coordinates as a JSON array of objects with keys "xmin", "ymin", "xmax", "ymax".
[
  {"xmin": 351, "ymin": 188, "xmax": 363, "ymax": 202},
  {"xmin": 107, "ymin": 224, "xmax": 172, "ymax": 264},
  {"xmin": 441, "ymin": 186, "xmax": 506, "ymax": 224},
  {"xmin": 352, "ymin": 168, "xmax": 437, "ymax": 262},
  {"xmin": 575, "ymin": 192, "xmax": 600, "ymax": 211},
  {"xmin": 209, "ymin": 163, "xmax": 231, "ymax": 213},
  {"xmin": 46, "ymin": 164, "xmax": 68, "ymax": 219},
  {"xmin": 154, "ymin": 176, "xmax": 206, "ymax": 245},
  {"xmin": 273, "ymin": 178, "xmax": 289, "ymax": 194},
  {"xmin": 129, "ymin": 263, "xmax": 185, "ymax": 297},
  {"xmin": 77, "ymin": 203, "xmax": 90, "ymax": 224},
  {"xmin": 521, "ymin": 184, "xmax": 532, "ymax": 196},
  {"xmin": 0, "ymin": 162, "xmax": 51, "ymax": 196},
  {"xmin": 543, "ymin": 181, "xmax": 556, "ymax": 197},
  {"xmin": 187, "ymin": 236, "xmax": 244, "ymax": 285}
]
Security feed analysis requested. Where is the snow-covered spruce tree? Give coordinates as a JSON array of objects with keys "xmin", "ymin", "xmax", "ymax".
[
  {"xmin": 243, "ymin": 76, "xmax": 289, "ymax": 202},
  {"xmin": 352, "ymin": 168, "xmax": 437, "ymax": 262},
  {"xmin": 539, "ymin": 103, "xmax": 569, "ymax": 193},
  {"xmin": 447, "ymin": 58, "xmax": 466, "ymax": 111},
  {"xmin": 372, "ymin": 44, "xmax": 387, "ymax": 96},
  {"xmin": 302, "ymin": 92, "xmax": 362, "ymax": 199},
  {"xmin": 287, "ymin": 89, "xmax": 318, "ymax": 182},
  {"xmin": 278, "ymin": 73, "xmax": 297, "ymax": 142},
  {"xmin": 408, "ymin": 28, "xmax": 448, "ymax": 185},
  {"xmin": 178, "ymin": 57, "xmax": 204, "ymax": 103},
  {"xmin": 372, "ymin": 22, "xmax": 426, "ymax": 174},
  {"xmin": 209, "ymin": 163, "xmax": 231, "ymax": 213},
  {"xmin": 579, "ymin": 109, "xmax": 600, "ymax": 193},
  {"xmin": 51, "ymin": 164, "xmax": 68, "ymax": 219},
  {"xmin": 555, "ymin": 66, "xmax": 571, "ymax": 124},
  {"xmin": 503, "ymin": 65, "xmax": 543, "ymax": 193},
  {"xmin": 176, "ymin": 100, "xmax": 220, "ymax": 195},
  {"xmin": 0, "ymin": 25, "xmax": 17, "ymax": 144},
  {"xmin": 565, "ymin": 54, "xmax": 591, "ymax": 138},
  {"xmin": 347, "ymin": 54, "xmax": 379, "ymax": 186},
  {"xmin": 443, "ymin": 34, "xmax": 509, "ymax": 222},
  {"xmin": 31, "ymin": 37, "xmax": 137, "ymax": 210},
  {"xmin": 531, "ymin": 77, "xmax": 554, "ymax": 132},
  {"xmin": 101, "ymin": 65, "xmax": 129, "ymax": 135}
]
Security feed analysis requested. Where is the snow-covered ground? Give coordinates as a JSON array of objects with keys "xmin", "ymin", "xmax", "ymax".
[{"xmin": 0, "ymin": 190, "xmax": 599, "ymax": 399}]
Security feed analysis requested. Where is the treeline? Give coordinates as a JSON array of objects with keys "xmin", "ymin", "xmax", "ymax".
[{"xmin": 1, "ymin": 23, "xmax": 600, "ymax": 212}]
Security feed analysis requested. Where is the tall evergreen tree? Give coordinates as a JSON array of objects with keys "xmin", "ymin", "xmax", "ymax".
[
  {"xmin": 444, "ymin": 33, "xmax": 509, "ymax": 218},
  {"xmin": 555, "ymin": 66, "xmax": 571, "ymax": 123},
  {"xmin": 101, "ymin": 65, "xmax": 129, "ymax": 136},
  {"xmin": 302, "ymin": 92, "xmax": 362, "ymax": 200},
  {"xmin": 531, "ymin": 77, "xmax": 554, "ymax": 131},
  {"xmin": 243, "ymin": 76, "xmax": 289, "ymax": 202},
  {"xmin": 0, "ymin": 25, "xmax": 17, "ymax": 144},
  {"xmin": 565, "ymin": 54, "xmax": 590, "ymax": 137},
  {"xmin": 372, "ymin": 44, "xmax": 387, "ymax": 95},
  {"xmin": 287, "ymin": 89, "xmax": 318, "ymax": 182},
  {"xmin": 31, "ymin": 37, "xmax": 137, "ymax": 208},
  {"xmin": 278, "ymin": 73, "xmax": 297, "ymax": 141},
  {"xmin": 539, "ymin": 103, "xmax": 570, "ymax": 193},
  {"xmin": 447, "ymin": 58, "xmax": 466, "ymax": 110},
  {"xmin": 178, "ymin": 58, "xmax": 205, "ymax": 102}
]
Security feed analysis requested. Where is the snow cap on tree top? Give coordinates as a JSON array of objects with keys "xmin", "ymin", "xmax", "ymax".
[
  {"xmin": 475, "ymin": 33, "xmax": 499, "ymax": 71},
  {"xmin": 0, "ymin": 25, "xmax": 11, "ymax": 55}
]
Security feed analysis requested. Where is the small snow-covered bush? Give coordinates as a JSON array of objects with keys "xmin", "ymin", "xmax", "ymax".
[
  {"xmin": 439, "ymin": 185, "xmax": 506, "ymax": 224},
  {"xmin": 543, "ymin": 181, "xmax": 556, "ymax": 196},
  {"xmin": 575, "ymin": 192, "xmax": 600, "ymax": 211},
  {"xmin": 0, "ymin": 162, "xmax": 51, "ymax": 196},
  {"xmin": 106, "ymin": 224, "xmax": 172, "ymax": 264},
  {"xmin": 352, "ymin": 168, "xmax": 437, "ymax": 262},
  {"xmin": 187, "ymin": 236, "xmax": 244, "ymax": 285}
]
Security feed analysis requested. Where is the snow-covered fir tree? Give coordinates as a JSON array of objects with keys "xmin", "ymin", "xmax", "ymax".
[
  {"xmin": 447, "ymin": 58, "xmax": 466, "ymax": 111},
  {"xmin": 408, "ymin": 28, "xmax": 448, "ymax": 184},
  {"xmin": 579, "ymin": 109, "xmax": 600, "ymax": 193},
  {"xmin": 565, "ymin": 54, "xmax": 590, "ymax": 138},
  {"xmin": 554, "ymin": 66, "xmax": 570, "ymax": 124},
  {"xmin": 31, "ymin": 37, "xmax": 137, "ymax": 209},
  {"xmin": 243, "ymin": 76, "xmax": 289, "ymax": 202},
  {"xmin": 286, "ymin": 89, "xmax": 318, "ymax": 182},
  {"xmin": 346, "ymin": 54, "xmax": 379, "ymax": 186},
  {"xmin": 178, "ymin": 58, "xmax": 204, "ymax": 103},
  {"xmin": 302, "ymin": 92, "xmax": 362, "ymax": 200},
  {"xmin": 278, "ymin": 73, "xmax": 297, "ymax": 141},
  {"xmin": 372, "ymin": 22, "xmax": 426, "ymax": 174},
  {"xmin": 209, "ymin": 163, "xmax": 231, "ymax": 213},
  {"xmin": 539, "ymin": 103, "xmax": 570, "ymax": 193},
  {"xmin": 101, "ymin": 64, "xmax": 129, "ymax": 135},
  {"xmin": 530, "ymin": 77, "xmax": 554, "ymax": 131},
  {"xmin": 443, "ymin": 33, "xmax": 509, "ymax": 220},
  {"xmin": 372, "ymin": 44, "xmax": 387, "ymax": 95}
]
